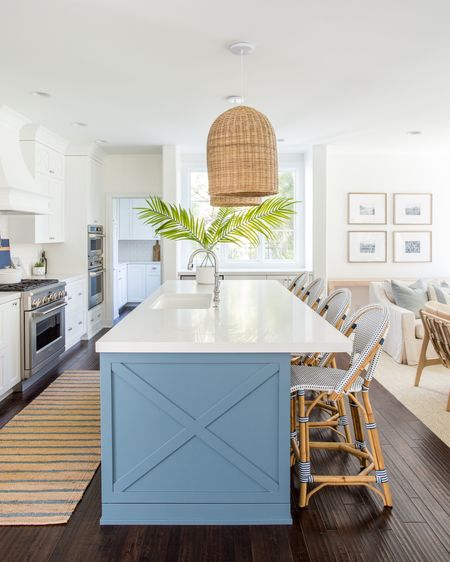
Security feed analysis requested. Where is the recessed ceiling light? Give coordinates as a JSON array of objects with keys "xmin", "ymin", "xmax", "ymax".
[
  {"xmin": 30, "ymin": 91, "xmax": 51, "ymax": 98},
  {"xmin": 71, "ymin": 121, "xmax": 88, "ymax": 127},
  {"xmin": 95, "ymin": 139, "xmax": 108, "ymax": 144},
  {"xmin": 407, "ymin": 130, "xmax": 422, "ymax": 135},
  {"xmin": 226, "ymin": 95, "xmax": 244, "ymax": 105}
]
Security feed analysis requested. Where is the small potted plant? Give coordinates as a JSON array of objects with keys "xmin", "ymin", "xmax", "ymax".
[
  {"xmin": 137, "ymin": 195, "xmax": 296, "ymax": 284},
  {"xmin": 33, "ymin": 259, "xmax": 46, "ymax": 276}
]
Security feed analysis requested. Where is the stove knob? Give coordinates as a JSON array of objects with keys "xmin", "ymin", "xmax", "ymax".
[
  {"xmin": 50, "ymin": 293, "xmax": 56, "ymax": 301},
  {"xmin": 59, "ymin": 290, "xmax": 65, "ymax": 298},
  {"xmin": 42, "ymin": 296, "xmax": 49, "ymax": 304},
  {"xmin": 33, "ymin": 298, "xmax": 41, "ymax": 308}
]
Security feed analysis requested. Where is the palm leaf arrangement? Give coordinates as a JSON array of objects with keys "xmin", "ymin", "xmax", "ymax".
[{"xmin": 136, "ymin": 196, "xmax": 296, "ymax": 252}]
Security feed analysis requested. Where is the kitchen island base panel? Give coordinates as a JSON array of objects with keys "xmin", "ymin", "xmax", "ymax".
[
  {"xmin": 100, "ymin": 353, "xmax": 291, "ymax": 526},
  {"xmin": 100, "ymin": 503, "xmax": 292, "ymax": 525}
]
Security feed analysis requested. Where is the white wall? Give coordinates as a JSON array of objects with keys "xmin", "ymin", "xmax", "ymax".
[
  {"xmin": 0, "ymin": 214, "xmax": 42, "ymax": 276},
  {"xmin": 326, "ymin": 147, "xmax": 450, "ymax": 279},
  {"xmin": 103, "ymin": 153, "xmax": 162, "ymax": 196}
]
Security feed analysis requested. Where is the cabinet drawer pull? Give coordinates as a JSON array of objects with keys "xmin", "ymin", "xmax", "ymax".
[
  {"xmin": 49, "ymin": 170, "xmax": 55, "ymax": 174},
  {"xmin": 12, "ymin": 302, "xmax": 18, "ymax": 307},
  {"xmin": 78, "ymin": 321, "xmax": 83, "ymax": 325},
  {"xmin": 78, "ymin": 292, "xmax": 82, "ymax": 296},
  {"xmin": 68, "ymin": 296, "xmax": 73, "ymax": 300},
  {"xmin": 49, "ymin": 237, "xmax": 55, "ymax": 240},
  {"xmin": 68, "ymin": 327, "xmax": 73, "ymax": 331}
]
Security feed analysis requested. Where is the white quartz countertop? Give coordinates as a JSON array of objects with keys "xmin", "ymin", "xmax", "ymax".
[
  {"xmin": 96, "ymin": 280, "xmax": 352, "ymax": 354},
  {"xmin": 30, "ymin": 273, "xmax": 86, "ymax": 284},
  {"xmin": 0, "ymin": 292, "xmax": 21, "ymax": 305}
]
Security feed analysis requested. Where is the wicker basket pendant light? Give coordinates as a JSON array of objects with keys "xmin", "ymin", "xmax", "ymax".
[
  {"xmin": 207, "ymin": 105, "xmax": 278, "ymax": 204},
  {"xmin": 210, "ymin": 194, "xmax": 262, "ymax": 207}
]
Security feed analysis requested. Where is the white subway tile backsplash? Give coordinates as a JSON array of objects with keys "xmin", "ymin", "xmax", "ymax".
[{"xmin": 119, "ymin": 240, "xmax": 156, "ymax": 263}]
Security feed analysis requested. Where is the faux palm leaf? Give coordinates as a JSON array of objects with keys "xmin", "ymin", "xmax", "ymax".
[{"xmin": 136, "ymin": 195, "xmax": 296, "ymax": 250}]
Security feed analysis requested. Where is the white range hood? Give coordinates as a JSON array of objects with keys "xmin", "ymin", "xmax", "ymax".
[{"xmin": 0, "ymin": 105, "xmax": 49, "ymax": 215}]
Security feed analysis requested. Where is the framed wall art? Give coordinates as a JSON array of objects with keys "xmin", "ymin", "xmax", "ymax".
[
  {"xmin": 393, "ymin": 193, "xmax": 432, "ymax": 225},
  {"xmin": 348, "ymin": 231, "xmax": 387, "ymax": 263},
  {"xmin": 348, "ymin": 193, "xmax": 387, "ymax": 225},
  {"xmin": 393, "ymin": 231, "xmax": 432, "ymax": 263}
]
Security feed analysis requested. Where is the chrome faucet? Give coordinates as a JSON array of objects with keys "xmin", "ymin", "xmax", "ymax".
[{"xmin": 187, "ymin": 249, "xmax": 220, "ymax": 306}]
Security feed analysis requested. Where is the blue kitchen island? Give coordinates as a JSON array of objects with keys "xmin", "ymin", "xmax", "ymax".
[{"xmin": 96, "ymin": 280, "xmax": 350, "ymax": 525}]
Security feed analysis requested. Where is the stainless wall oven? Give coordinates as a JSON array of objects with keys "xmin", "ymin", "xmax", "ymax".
[
  {"xmin": 88, "ymin": 268, "xmax": 105, "ymax": 309},
  {"xmin": 88, "ymin": 225, "xmax": 105, "ymax": 310},
  {"xmin": 88, "ymin": 224, "xmax": 104, "ymax": 257}
]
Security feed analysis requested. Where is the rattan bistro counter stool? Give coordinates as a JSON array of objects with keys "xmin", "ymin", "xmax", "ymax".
[
  {"xmin": 293, "ymin": 288, "xmax": 352, "ymax": 368},
  {"xmin": 290, "ymin": 304, "xmax": 391, "ymax": 508},
  {"xmin": 288, "ymin": 272, "xmax": 309, "ymax": 298},
  {"xmin": 301, "ymin": 278, "xmax": 325, "ymax": 310}
]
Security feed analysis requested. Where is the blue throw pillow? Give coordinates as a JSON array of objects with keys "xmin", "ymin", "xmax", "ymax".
[{"xmin": 391, "ymin": 279, "xmax": 428, "ymax": 319}]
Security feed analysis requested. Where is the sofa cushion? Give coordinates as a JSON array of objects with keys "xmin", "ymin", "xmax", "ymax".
[
  {"xmin": 428, "ymin": 281, "xmax": 450, "ymax": 304},
  {"xmin": 391, "ymin": 279, "xmax": 428, "ymax": 319},
  {"xmin": 414, "ymin": 319, "xmax": 425, "ymax": 339},
  {"xmin": 383, "ymin": 280, "xmax": 396, "ymax": 303}
]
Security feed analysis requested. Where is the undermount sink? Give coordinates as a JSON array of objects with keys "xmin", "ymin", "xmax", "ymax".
[{"xmin": 150, "ymin": 293, "xmax": 212, "ymax": 310}]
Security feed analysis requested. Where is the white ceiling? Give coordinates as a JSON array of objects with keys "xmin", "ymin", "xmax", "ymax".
[{"xmin": 1, "ymin": 0, "xmax": 450, "ymax": 152}]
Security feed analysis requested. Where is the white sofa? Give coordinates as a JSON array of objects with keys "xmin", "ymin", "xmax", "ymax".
[{"xmin": 369, "ymin": 281, "xmax": 443, "ymax": 366}]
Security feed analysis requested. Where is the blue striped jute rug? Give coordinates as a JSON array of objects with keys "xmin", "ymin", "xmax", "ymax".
[{"xmin": 0, "ymin": 371, "xmax": 100, "ymax": 525}]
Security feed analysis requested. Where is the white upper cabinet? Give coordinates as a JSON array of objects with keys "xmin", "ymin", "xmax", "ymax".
[
  {"xmin": 9, "ymin": 131, "xmax": 66, "ymax": 244},
  {"xmin": 118, "ymin": 198, "xmax": 158, "ymax": 240},
  {"xmin": 88, "ymin": 159, "xmax": 104, "ymax": 225}
]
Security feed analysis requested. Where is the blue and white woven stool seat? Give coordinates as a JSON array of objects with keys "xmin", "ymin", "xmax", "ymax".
[{"xmin": 291, "ymin": 365, "xmax": 364, "ymax": 393}]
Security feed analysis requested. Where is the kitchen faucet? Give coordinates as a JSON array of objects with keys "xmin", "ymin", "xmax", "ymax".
[{"xmin": 187, "ymin": 249, "xmax": 220, "ymax": 306}]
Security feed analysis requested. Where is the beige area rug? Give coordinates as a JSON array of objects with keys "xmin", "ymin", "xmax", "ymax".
[
  {"xmin": 0, "ymin": 371, "xmax": 100, "ymax": 525},
  {"xmin": 376, "ymin": 352, "xmax": 450, "ymax": 447}
]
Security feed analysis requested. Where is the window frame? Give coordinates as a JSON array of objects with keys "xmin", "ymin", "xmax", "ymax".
[{"xmin": 179, "ymin": 153, "xmax": 305, "ymax": 270}]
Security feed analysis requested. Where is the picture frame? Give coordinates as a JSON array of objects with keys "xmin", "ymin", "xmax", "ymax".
[
  {"xmin": 348, "ymin": 231, "xmax": 387, "ymax": 263},
  {"xmin": 393, "ymin": 193, "xmax": 432, "ymax": 225},
  {"xmin": 348, "ymin": 193, "xmax": 387, "ymax": 225},
  {"xmin": 393, "ymin": 231, "xmax": 432, "ymax": 263}
]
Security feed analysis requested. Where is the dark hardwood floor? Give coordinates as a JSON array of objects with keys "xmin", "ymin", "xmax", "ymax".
[{"xmin": 0, "ymin": 327, "xmax": 449, "ymax": 562}]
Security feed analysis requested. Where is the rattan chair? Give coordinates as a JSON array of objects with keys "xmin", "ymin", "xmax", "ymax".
[
  {"xmin": 290, "ymin": 304, "xmax": 391, "ymax": 508},
  {"xmin": 288, "ymin": 272, "xmax": 309, "ymax": 299},
  {"xmin": 297, "ymin": 289, "xmax": 352, "ymax": 367},
  {"xmin": 415, "ymin": 302, "xmax": 450, "ymax": 411},
  {"xmin": 301, "ymin": 278, "xmax": 325, "ymax": 310}
]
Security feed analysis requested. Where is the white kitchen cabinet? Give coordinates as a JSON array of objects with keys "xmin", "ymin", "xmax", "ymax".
[
  {"xmin": 145, "ymin": 263, "xmax": 161, "ymax": 296},
  {"xmin": 88, "ymin": 159, "xmax": 104, "ymax": 225},
  {"xmin": 127, "ymin": 263, "xmax": 161, "ymax": 302},
  {"xmin": 86, "ymin": 303, "xmax": 104, "ymax": 339},
  {"xmin": 113, "ymin": 264, "xmax": 128, "ymax": 318},
  {"xmin": 0, "ymin": 298, "xmax": 21, "ymax": 397},
  {"xmin": 118, "ymin": 264, "xmax": 128, "ymax": 307},
  {"xmin": 9, "ymin": 135, "xmax": 66, "ymax": 244},
  {"xmin": 127, "ymin": 264, "xmax": 147, "ymax": 302},
  {"xmin": 118, "ymin": 198, "xmax": 159, "ymax": 240},
  {"xmin": 65, "ymin": 278, "xmax": 87, "ymax": 351}
]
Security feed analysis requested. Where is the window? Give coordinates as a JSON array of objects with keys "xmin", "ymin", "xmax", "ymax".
[{"xmin": 180, "ymin": 154, "xmax": 305, "ymax": 269}]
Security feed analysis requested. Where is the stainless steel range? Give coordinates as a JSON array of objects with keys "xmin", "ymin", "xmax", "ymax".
[{"xmin": 0, "ymin": 279, "xmax": 67, "ymax": 382}]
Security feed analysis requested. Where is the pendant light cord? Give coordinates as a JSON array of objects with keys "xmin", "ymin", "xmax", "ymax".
[{"xmin": 240, "ymin": 49, "xmax": 245, "ymax": 103}]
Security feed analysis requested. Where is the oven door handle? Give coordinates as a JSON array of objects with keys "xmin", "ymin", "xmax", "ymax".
[
  {"xmin": 89, "ymin": 269, "xmax": 106, "ymax": 277},
  {"xmin": 32, "ymin": 302, "xmax": 68, "ymax": 317},
  {"xmin": 88, "ymin": 233, "xmax": 105, "ymax": 238}
]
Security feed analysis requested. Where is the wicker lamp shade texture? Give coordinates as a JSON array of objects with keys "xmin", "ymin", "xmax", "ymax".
[
  {"xmin": 207, "ymin": 106, "xmax": 278, "ymax": 201},
  {"xmin": 210, "ymin": 195, "xmax": 262, "ymax": 207}
]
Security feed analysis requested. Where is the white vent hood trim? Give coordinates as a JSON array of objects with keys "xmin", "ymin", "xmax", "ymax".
[{"xmin": 0, "ymin": 105, "xmax": 50, "ymax": 215}]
